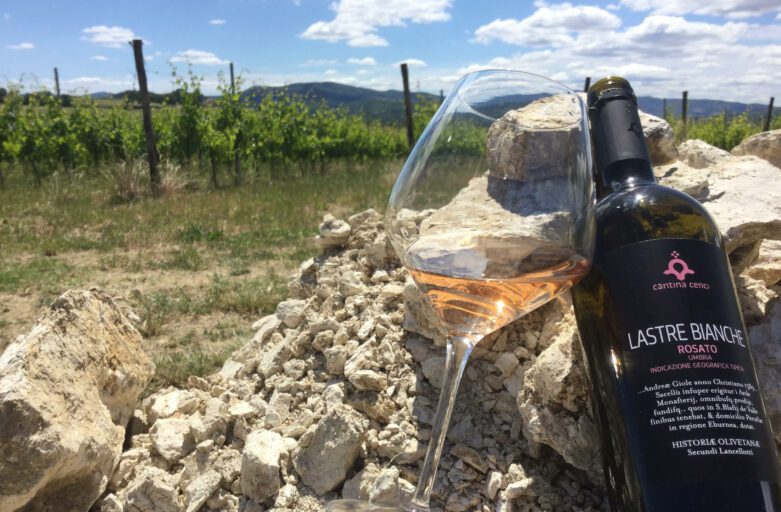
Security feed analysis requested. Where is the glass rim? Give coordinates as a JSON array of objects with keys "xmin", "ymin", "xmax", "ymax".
[{"xmin": 452, "ymin": 68, "xmax": 586, "ymax": 131}]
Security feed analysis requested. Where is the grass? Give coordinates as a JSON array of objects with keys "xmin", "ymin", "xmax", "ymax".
[
  {"xmin": 0, "ymin": 257, "xmax": 77, "ymax": 293},
  {"xmin": 0, "ymin": 159, "xmax": 400, "ymax": 392}
]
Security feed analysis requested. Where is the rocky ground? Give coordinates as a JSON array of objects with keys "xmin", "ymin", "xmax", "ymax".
[{"xmin": 1, "ymin": 124, "xmax": 780, "ymax": 512}]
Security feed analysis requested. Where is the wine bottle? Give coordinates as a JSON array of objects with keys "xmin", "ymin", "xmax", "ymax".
[{"xmin": 571, "ymin": 77, "xmax": 781, "ymax": 511}]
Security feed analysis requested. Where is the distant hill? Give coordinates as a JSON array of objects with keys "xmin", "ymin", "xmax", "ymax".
[
  {"xmin": 241, "ymin": 82, "xmax": 440, "ymax": 123},
  {"xmin": 637, "ymin": 96, "xmax": 777, "ymax": 120},
  {"xmin": 84, "ymin": 82, "xmax": 778, "ymax": 124}
]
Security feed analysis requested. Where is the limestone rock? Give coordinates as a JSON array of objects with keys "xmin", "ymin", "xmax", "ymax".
[
  {"xmin": 341, "ymin": 463, "xmax": 381, "ymax": 501},
  {"xmin": 416, "ymin": 175, "xmax": 575, "ymax": 280},
  {"xmin": 749, "ymin": 298, "xmax": 781, "ymax": 443},
  {"xmin": 317, "ymin": 214, "xmax": 351, "ymax": 248},
  {"xmin": 487, "ymin": 470, "xmax": 502, "ymax": 499},
  {"xmin": 736, "ymin": 275, "xmax": 777, "ymax": 325},
  {"xmin": 745, "ymin": 240, "xmax": 781, "ymax": 287},
  {"xmin": 704, "ymin": 156, "xmax": 781, "ymax": 253},
  {"xmin": 731, "ymin": 129, "xmax": 781, "ymax": 168},
  {"xmin": 145, "ymin": 387, "xmax": 200, "ymax": 424},
  {"xmin": 403, "ymin": 278, "xmax": 444, "ymax": 343},
  {"xmin": 657, "ymin": 155, "xmax": 781, "ymax": 256},
  {"xmin": 241, "ymin": 430, "xmax": 285, "ymax": 502},
  {"xmin": 340, "ymin": 270, "xmax": 366, "ymax": 297},
  {"xmin": 368, "ymin": 466, "xmax": 405, "ymax": 506},
  {"xmin": 517, "ymin": 308, "xmax": 601, "ymax": 479},
  {"xmin": 0, "ymin": 290, "xmax": 154, "ymax": 512},
  {"xmin": 494, "ymin": 353, "xmax": 520, "ymax": 378},
  {"xmin": 655, "ymin": 160, "xmax": 710, "ymax": 200},
  {"xmin": 185, "ymin": 469, "xmax": 222, "ymax": 512},
  {"xmin": 677, "ymin": 139, "xmax": 730, "ymax": 169},
  {"xmin": 349, "ymin": 369, "xmax": 388, "ymax": 391},
  {"xmin": 421, "ymin": 355, "xmax": 445, "ymax": 387},
  {"xmin": 96, "ymin": 493, "xmax": 123, "ymax": 512},
  {"xmin": 486, "ymin": 94, "xmax": 583, "ymax": 182},
  {"xmin": 258, "ymin": 333, "xmax": 293, "ymax": 378},
  {"xmin": 294, "ymin": 405, "xmax": 366, "ymax": 495},
  {"xmin": 150, "ymin": 417, "xmax": 195, "ymax": 463},
  {"xmin": 123, "ymin": 466, "xmax": 179, "ymax": 512},
  {"xmin": 275, "ymin": 299, "xmax": 307, "ymax": 329},
  {"xmin": 639, "ymin": 111, "xmax": 678, "ymax": 165},
  {"xmin": 190, "ymin": 398, "xmax": 229, "ymax": 444}
]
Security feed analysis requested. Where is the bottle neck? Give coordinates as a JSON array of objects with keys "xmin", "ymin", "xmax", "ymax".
[
  {"xmin": 590, "ymin": 92, "xmax": 656, "ymax": 195},
  {"xmin": 601, "ymin": 158, "xmax": 656, "ymax": 193}
]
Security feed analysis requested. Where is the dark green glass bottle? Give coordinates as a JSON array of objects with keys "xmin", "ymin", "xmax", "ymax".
[{"xmin": 571, "ymin": 77, "xmax": 781, "ymax": 511}]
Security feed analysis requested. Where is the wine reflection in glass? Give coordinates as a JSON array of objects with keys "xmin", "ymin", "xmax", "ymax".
[{"xmin": 327, "ymin": 70, "xmax": 595, "ymax": 512}]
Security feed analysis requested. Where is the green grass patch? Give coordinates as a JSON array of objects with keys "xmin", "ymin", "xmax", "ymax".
[
  {"xmin": 0, "ymin": 257, "xmax": 76, "ymax": 293},
  {"xmin": 149, "ymin": 340, "xmax": 243, "ymax": 391},
  {"xmin": 147, "ymin": 324, "xmax": 251, "ymax": 391},
  {"xmin": 160, "ymin": 247, "xmax": 204, "ymax": 271},
  {"xmin": 128, "ymin": 273, "xmax": 288, "ymax": 338}
]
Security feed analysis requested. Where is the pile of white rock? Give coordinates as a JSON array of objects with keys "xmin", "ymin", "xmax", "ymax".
[
  {"xmin": 101, "ymin": 207, "xmax": 610, "ymax": 512},
  {"xmin": 1, "ymin": 123, "xmax": 779, "ymax": 512}
]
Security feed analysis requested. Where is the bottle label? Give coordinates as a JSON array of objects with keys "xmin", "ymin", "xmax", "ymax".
[{"xmin": 600, "ymin": 238, "xmax": 780, "ymax": 487}]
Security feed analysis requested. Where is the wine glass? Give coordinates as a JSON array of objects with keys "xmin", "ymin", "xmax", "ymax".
[{"xmin": 328, "ymin": 69, "xmax": 595, "ymax": 511}]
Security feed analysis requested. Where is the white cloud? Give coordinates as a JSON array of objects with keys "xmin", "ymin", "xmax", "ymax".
[
  {"xmin": 301, "ymin": 0, "xmax": 452, "ymax": 47},
  {"xmin": 82, "ymin": 25, "xmax": 136, "ymax": 48},
  {"xmin": 170, "ymin": 49, "xmax": 228, "ymax": 66},
  {"xmin": 324, "ymin": 69, "xmax": 339, "ymax": 76},
  {"xmin": 8, "ymin": 42, "xmax": 34, "ymax": 50},
  {"xmin": 629, "ymin": 15, "xmax": 746, "ymax": 42},
  {"xmin": 606, "ymin": 3, "xmax": 621, "ymax": 10},
  {"xmin": 474, "ymin": 3, "xmax": 621, "ymax": 46},
  {"xmin": 347, "ymin": 57, "xmax": 377, "ymax": 65},
  {"xmin": 621, "ymin": 0, "xmax": 780, "ymax": 19},
  {"xmin": 462, "ymin": 9, "xmax": 781, "ymax": 103},
  {"xmin": 473, "ymin": 4, "xmax": 621, "ymax": 47},
  {"xmin": 62, "ymin": 76, "xmax": 135, "ymax": 92},
  {"xmin": 91, "ymin": 55, "xmax": 108, "ymax": 61},
  {"xmin": 209, "ymin": 19, "xmax": 226, "ymax": 25},
  {"xmin": 395, "ymin": 58, "xmax": 427, "ymax": 67},
  {"xmin": 590, "ymin": 62, "xmax": 670, "ymax": 79}
]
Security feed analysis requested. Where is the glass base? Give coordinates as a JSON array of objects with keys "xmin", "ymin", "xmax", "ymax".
[{"xmin": 326, "ymin": 499, "xmax": 408, "ymax": 512}]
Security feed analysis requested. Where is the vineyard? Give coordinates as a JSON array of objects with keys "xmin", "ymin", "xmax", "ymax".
[
  {"xmin": 0, "ymin": 72, "xmax": 440, "ymax": 189},
  {"xmin": 1, "ymin": 72, "xmax": 778, "ymax": 193}
]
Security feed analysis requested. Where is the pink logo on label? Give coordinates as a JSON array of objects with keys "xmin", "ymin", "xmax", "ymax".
[{"xmin": 663, "ymin": 251, "xmax": 695, "ymax": 281}]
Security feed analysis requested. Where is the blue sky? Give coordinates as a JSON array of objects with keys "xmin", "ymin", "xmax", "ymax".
[{"xmin": 2, "ymin": 0, "xmax": 780, "ymax": 101}]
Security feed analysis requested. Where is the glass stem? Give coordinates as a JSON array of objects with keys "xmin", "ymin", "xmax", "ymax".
[{"xmin": 408, "ymin": 336, "xmax": 475, "ymax": 511}]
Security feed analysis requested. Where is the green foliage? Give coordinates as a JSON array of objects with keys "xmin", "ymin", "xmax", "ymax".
[
  {"xmin": 0, "ymin": 74, "xmax": 416, "ymax": 187},
  {"xmin": 664, "ymin": 110, "xmax": 781, "ymax": 150}
]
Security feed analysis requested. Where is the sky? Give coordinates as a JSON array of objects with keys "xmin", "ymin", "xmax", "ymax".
[{"xmin": 1, "ymin": 0, "xmax": 780, "ymax": 102}]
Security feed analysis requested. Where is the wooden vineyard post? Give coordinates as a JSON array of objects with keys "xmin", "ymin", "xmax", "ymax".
[
  {"xmin": 662, "ymin": 98, "xmax": 668, "ymax": 120},
  {"xmin": 400, "ymin": 63, "xmax": 414, "ymax": 151},
  {"xmin": 583, "ymin": 77, "xmax": 591, "ymax": 92},
  {"xmin": 54, "ymin": 68, "xmax": 61, "ymax": 97},
  {"xmin": 764, "ymin": 97, "xmax": 775, "ymax": 132},
  {"xmin": 681, "ymin": 90, "xmax": 688, "ymax": 141},
  {"xmin": 230, "ymin": 62, "xmax": 242, "ymax": 185},
  {"xmin": 130, "ymin": 39, "xmax": 161, "ymax": 195},
  {"xmin": 440, "ymin": 89, "xmax": 444, "ymax": 105}
]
